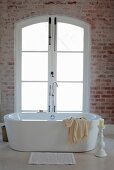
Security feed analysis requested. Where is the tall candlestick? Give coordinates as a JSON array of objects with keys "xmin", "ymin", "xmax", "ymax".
[{"xmin": 95, "ymin": 125, "xmax": 107, "ymax": 157}]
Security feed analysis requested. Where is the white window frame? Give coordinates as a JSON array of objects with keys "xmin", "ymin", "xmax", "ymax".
[{"xmin": 14, "ymin": 15, "xmax": 91, "ymax": 113}]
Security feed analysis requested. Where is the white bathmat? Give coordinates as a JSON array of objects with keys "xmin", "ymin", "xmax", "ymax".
[{"xmin": 28, "ymin": 152, "xmax": 76, "ymax": 165}]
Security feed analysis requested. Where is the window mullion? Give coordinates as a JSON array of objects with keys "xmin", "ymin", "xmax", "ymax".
[
  {"xmin": 53, "ymin": 17, "xmax": 57, "ymax": 112},
  {"xmin": 51, "ymin": 17, "xmax": 56, "ymax": 112},
  {"xmin": 48, "ymin": 17, "xmax": 52, "ymax": 112},
  {"xmin": 48, "ymin": 17, "xmax": 57, "ymax": 112},
  {"xmin": 48, "ymin": 17, "xmax": 55, "ymax": 112}
]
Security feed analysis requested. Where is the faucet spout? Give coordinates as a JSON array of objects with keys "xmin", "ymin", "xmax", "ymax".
[
  {"xmin": 52, "ymin": 82, "xmax": 58, "ymax": 96},
  {"xmin": 50, "ymin": 81, "xmax": 58, "ymax": 112}
]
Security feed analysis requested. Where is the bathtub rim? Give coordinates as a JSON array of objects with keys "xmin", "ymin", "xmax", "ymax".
[{"xmin": 4, "ymin": 112, "xmax": 101, "ymax": 122}]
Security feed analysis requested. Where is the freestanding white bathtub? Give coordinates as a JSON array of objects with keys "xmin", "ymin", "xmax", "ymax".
[{"xmin": 4, "ymin": 112, "xmax": 100, "ymax": 152}]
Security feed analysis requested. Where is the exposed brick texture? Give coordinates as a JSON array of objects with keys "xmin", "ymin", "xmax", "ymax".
[{"xmin": 0, "ymin": 0, "xmax": 114, "ymax": 123}]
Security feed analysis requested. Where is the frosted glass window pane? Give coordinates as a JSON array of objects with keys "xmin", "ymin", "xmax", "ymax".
[
  {"xmin": 22, "ymin": 52, "xmax": 48, "ymax": 81},
  {"xmin": 22, "ymin": 82, "xmax": 47, "ymax": 110},
  {"xmin": 57, "ymin": 53, "xmax": 83, "ymax": 81},
  {"xmin": 57, "ymin": 23, "xmax": 84, "ymax": 51},
  {"xmin": 57, "ymin": 83, "xmax": 83, "ymax": 111},
  {"xmin": 22, "ymin": 22, "xmax": 48, "ymax": 51}
]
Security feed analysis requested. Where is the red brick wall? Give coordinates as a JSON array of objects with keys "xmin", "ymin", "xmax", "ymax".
[{"xmin": 0, "ymin": 0, "xmax": 114, "ymax": 123}]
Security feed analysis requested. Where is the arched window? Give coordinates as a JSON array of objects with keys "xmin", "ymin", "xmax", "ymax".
[{"xmin": 15, "ymin": 16, "xmax": 90, "ymax": 113}]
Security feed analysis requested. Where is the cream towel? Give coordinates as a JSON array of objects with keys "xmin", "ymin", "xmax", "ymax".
[{"xmin": 63, "ymin": 117, "xmax": 90, "ymax": 144}]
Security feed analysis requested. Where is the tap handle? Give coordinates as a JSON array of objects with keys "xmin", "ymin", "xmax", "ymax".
[{"xmin": 51, "ymin": 71, "xmax": 54, "ymax": 77}]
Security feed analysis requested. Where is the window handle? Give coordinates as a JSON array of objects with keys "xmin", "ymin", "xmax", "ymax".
[
  {"xmin": 51, "ymin": 71, "xmax": 54, "ymax": 77},
  {"xmin": 54, "ymin": 106, "xmax": 56, "ymax": 112},
  {"xmin": 49, "ymin": 105, "xmax": 50, "ymax": 112},
  {"xmin": 49, "ymin": 17, "xmax": 51, "ymax": 45}
]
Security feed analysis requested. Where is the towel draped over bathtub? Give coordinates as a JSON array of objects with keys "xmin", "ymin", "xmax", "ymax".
[{"xmin": 63, "ymin": 117, "xmax": 90, "ymax": 144}]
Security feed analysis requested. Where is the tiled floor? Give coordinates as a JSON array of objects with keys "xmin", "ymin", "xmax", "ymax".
[{"xmin": 0, "ymin": 134, "xmax": 114, "ymax": 170}]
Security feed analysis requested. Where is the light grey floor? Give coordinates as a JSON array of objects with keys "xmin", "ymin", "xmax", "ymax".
[{"xmin": 0, "ymin": 134, "xmax": 114, "ymax": 170}]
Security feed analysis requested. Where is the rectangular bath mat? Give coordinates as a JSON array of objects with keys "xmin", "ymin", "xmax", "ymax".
[{"xmin": 28, "ymin": 152, "xmax": 76, "ymax": 165}]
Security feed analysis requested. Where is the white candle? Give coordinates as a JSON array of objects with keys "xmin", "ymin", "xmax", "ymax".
[{"xmin": 99, "ymin": 118, "xmax": 104, "ymax": 128}]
